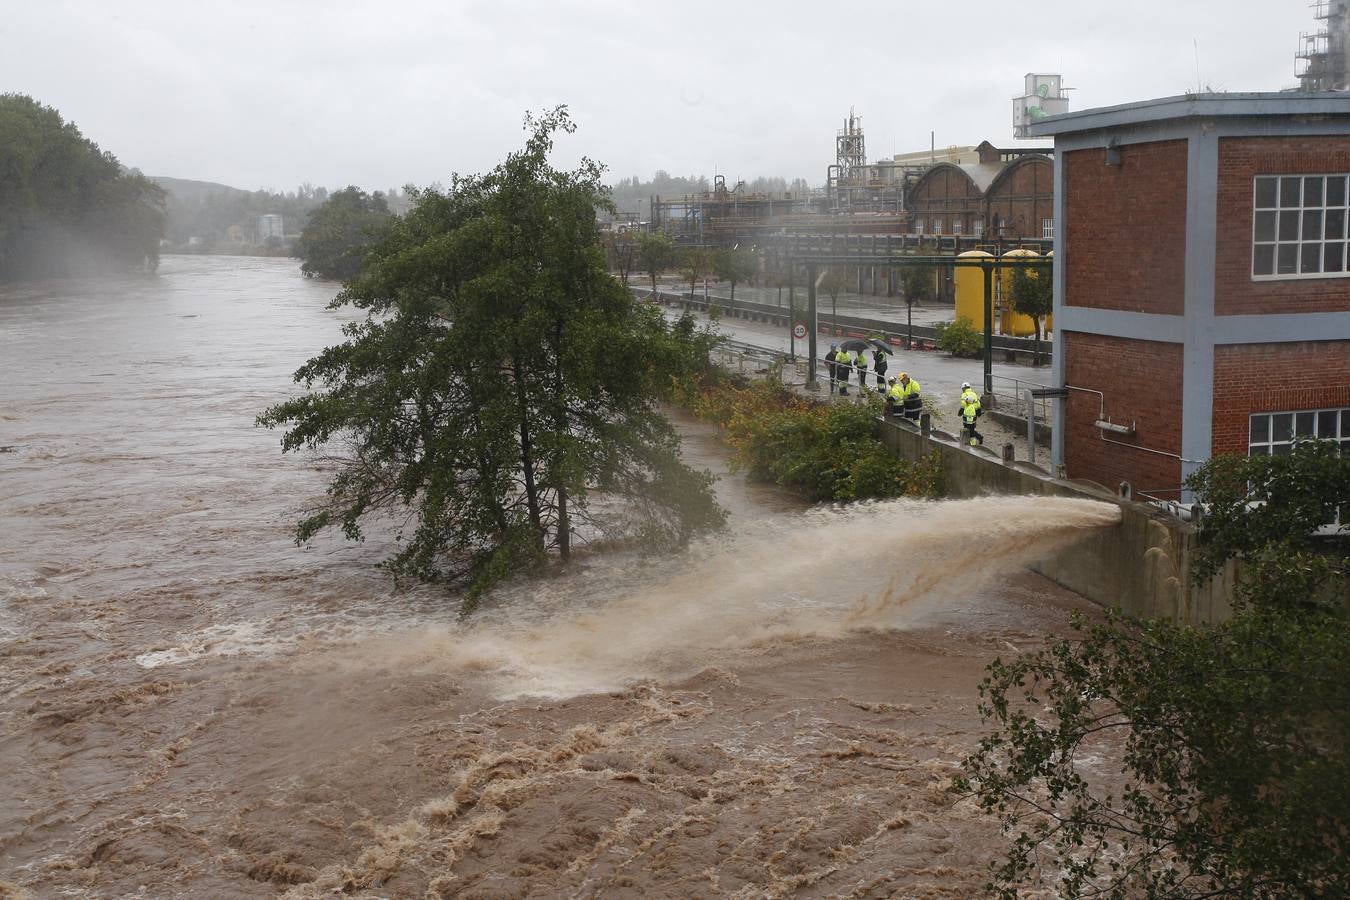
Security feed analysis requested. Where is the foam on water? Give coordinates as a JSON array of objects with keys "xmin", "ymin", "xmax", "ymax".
[{"xmin": 344, "ymin": 495, "xmax": 1121, "ymax": 698}]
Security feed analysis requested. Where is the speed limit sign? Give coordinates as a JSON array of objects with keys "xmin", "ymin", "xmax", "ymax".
[{"xmin": 793, "ymin": 323, "xmax": 807, "ymax": 339}]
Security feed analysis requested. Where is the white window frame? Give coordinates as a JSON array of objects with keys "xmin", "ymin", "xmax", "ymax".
[
  {"xmin": 1248, "ymin": 407, "xmax": 1350, "ymax": 457},
  {"xmin": 1041, "ymin": 218, "xmax": 1054, "ymax": 239},
  {"xmin": 932, "ymin": 218, "xmax": 943, "ymax": 235},
  {"xmin": 914, "ymin": 218, "xmax": 925, "ymax": 235},
  {"xmin": 952, "ymin": 219, "xmax": 963, "ymax": 235},
  {"xmin": 1249, "ymin": 408, "xmax": 1350, "ymax": 531},
  {"xmin": 1252, "ymin": 174, "xmax": 1350, "ymax": 280}
]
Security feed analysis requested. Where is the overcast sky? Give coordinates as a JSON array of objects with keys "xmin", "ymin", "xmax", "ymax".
[{"xmin": 1, "ymin": 0, "xmax": 1315, "ymax": 193}]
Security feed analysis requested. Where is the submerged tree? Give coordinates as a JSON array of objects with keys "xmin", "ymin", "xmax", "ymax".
[
  {"xmin": 259, "ymin": 108, "xmax": 724, "ymax": 605},
  {"xmin": 957, "ymin": 440, "xmax": 1350, "ymax": 898},
  {"xmin": 295, "ymin": 186, "xmax": 393, "ymax": 280}
]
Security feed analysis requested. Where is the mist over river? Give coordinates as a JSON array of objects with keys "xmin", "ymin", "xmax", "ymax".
[{"xmin": 0, "ymin": 256, "xmax": 1118, "ymax": 897}]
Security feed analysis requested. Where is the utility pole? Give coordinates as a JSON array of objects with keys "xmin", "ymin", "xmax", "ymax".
[
  {"xmin": 806, "ymin": 262, "xmax": 819, "ymax": 390},
  {"xmin": 982, "ymin": 260, "xmax": 994, "ymax": 396}
]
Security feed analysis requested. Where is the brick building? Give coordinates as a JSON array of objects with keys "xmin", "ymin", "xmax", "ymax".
[
  {"xmin": 1030, "ymin": 93, "xmax": 1350, "ymax": 499},
  {"xmin": 906, "ymin": 141, "xmax": 1053, "ymax": 240}
]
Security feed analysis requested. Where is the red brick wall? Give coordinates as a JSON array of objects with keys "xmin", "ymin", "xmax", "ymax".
[
  {"xmin": 910, "ymin": 166, "xmax": 981, "ymax": 235},
  {"xmin": 1216, "ymin": 137, "xmax": 1350, "ymax": 316},
  {"xmin": 1063, "ymin": 331, "xmax": 1184, "ymax": 492},
  {"xmin": 986, "ymin": 157, "xmax": 1053, "ymax": 242},
  {"xmin": 1211, "ymin": 340, "xmax": 1350, "ymax": 455},
  {"xmin": 910, "ymin": 158, "xmax": 1053, "ymax": 241},
  {"xmin": 1064, "ymin": 140, "xmax": 1188, "ymax": 314}
]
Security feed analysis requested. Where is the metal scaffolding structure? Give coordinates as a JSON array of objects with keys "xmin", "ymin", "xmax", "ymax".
[{"xmin": 1297, "ymin": 0, "xmax": 1350, "ymax": 91}]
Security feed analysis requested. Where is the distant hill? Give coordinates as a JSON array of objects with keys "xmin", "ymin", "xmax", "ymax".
[{"xmin": 149, "ymin": 176, "xmax": 250, "ymax": 203}]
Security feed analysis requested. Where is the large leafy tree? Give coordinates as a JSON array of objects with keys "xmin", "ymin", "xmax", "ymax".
[
  {"xmin": 957, "ymin": 440, "xmax": 1350, "ymax": 897},
  {"xmin": 603, "ymin": 229, "xmax": 637, "ymax": 286},
  {"xmin": 1010, "ymin": 262, "xmax": 1053, "ymax": 364},
  {"xmin": 712, "ymin": 247, "xmax": 757, "ymax": 316},
  {"xmin": 897, "ymin": 261, "xmax": 934, "ymax": 348},
  {"xmin": 295, "ymin": 186, "xmax": 393, "ymax": 280},
  {"xmin": 260, "ymin": 108, "xmax": 724, "ymax": 605},
  {"xmin": 0, "ymin": 93, "xmax": 164, "ymax": 280},
  {"xmin": 637, "ymin": 230, "xmax": 674, "ymax": 299}
]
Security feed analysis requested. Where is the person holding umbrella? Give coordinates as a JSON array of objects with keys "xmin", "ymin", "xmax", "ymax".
[
  {"xmin": 871, "ymin": 346, "xmax": 889, "ymax": 392},
  {"xmin": 837, "ymin": 346, "xmax": 853, "ymax": 395},
  {"xmin": 836, "ymin": 338, "xmax": 884, "ymax": 396}
]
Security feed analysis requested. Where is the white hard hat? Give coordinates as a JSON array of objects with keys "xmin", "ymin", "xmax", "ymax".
[{"xmin": 961, "ymin": 382, "xmax": 971, "ymax": 389}]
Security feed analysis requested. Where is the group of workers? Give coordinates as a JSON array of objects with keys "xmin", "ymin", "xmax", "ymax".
[
  {"xmin": 823, "ymin": 342, "xmax": 985, "ymax": 446},
  {"xmin": 823, "ymin": 344, "xmax": 888, "ymax": 397}
]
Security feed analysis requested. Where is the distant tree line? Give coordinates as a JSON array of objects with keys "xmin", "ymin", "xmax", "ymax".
[
  {"xmin": 160, "ymin": 182, "xmax": 412, "ymax": 255},
  {"xmin": 0, "ymin": 94, "xmax": 165, "ymax": 281}
]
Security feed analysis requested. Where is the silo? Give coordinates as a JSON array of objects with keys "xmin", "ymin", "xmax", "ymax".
[
  {"xmin": 999, "ymin": 249, "xmax": 1041, "ymax": 336},
  {"xmin": 954, "ymin": 250, "xmax": 992, "ymax": 326}
]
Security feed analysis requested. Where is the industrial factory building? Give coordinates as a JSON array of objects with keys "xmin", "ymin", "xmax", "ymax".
[
  {"xmin": 906, "ymin": 141, "xmax": 1053, "ymax": 241},
  {"xmin": 1031, "ymin": 93, "xmax": 1350, "ymax": 501}
]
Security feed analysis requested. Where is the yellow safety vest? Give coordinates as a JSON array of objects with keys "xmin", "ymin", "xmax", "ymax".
[{"xmin": 961, "ymin": 393, "xmax": 981, "ymax": 423}]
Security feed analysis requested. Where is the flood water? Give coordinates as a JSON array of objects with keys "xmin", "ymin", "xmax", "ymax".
[{"xmin": 1, "ymin": 256, "xmax": 1119, "ymax": 897}]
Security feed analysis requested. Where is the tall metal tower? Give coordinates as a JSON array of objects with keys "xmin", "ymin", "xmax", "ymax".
[
  {"xmin": 1297, "ymin": 0, "xmax": 1350, "ymax": 91},
  {"xmin": 836, "ymin": 109, "xmax": 866, "ymax": 185}
]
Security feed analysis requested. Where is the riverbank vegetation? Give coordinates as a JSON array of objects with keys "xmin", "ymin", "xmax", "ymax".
[
  {"xmin": 674, "ymin": 369, "xmax": 944, "ymax": 502},
  {"xmin": 0, "ymin": 94, "xmax": 165, "ymax": 281},
  {"xmin": 959, "ymin": 440, "xmax": 1349, "ymax": 898},
  {"xmin": 259, "ymin": 109, "xmax": 725, "ymax": 606}
]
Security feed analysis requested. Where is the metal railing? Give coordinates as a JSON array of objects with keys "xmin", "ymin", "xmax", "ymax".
[
  {"xmin": 713, "ymin": 339, "xmax": 808, "ymax": 381},
  {"xmin": 989, "ymin": 373, "xmax": 1052, "ymax": 421}
]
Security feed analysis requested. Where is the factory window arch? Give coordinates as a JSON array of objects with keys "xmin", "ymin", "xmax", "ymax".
[{"xmin": 1253, "ymin": 174, "xmax": 1350, "ymax": 279}]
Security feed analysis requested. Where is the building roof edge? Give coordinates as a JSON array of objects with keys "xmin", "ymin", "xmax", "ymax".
[{"xmin": 1028, "ymin": 92, "xmax": 1350, "ymax": 137}]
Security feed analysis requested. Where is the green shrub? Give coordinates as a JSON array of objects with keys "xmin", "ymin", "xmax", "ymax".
[
  {"xmin": 674, "ymin": 375, "xmax": 944, "ymax": 502},
  {"xmin": 933, "ymin": 317, "xmax": 983, "ymax": 358}
]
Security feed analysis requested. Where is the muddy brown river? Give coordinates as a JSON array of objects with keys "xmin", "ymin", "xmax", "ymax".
[{"xmin": 0, "ymin": 256, "xmax": 1119, "ymax": 898}]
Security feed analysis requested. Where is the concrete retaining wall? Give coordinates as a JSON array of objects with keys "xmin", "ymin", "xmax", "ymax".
[{"xmin": 877, "ymin": 417, "xmax": 1235, "ymax": 624}]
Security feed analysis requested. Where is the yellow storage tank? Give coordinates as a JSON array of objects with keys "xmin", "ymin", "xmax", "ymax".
[
  {"xmin": 999, "ymin": 249, "xmax": 1041, "ymax": 336},
  {"xmin": 954, "ymin": 250, "xmax": 993, "ymax": 327}
]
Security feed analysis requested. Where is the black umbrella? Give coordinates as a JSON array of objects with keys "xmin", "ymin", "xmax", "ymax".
[{"xmin": 839, "ymin": 337, "xmax": 893, "ymax": 355}]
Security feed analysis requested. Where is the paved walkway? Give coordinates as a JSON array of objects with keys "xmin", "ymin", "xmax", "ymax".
[{"xmin": 662, "ymin": 287, "xmax": 1054, "ymax": 462}]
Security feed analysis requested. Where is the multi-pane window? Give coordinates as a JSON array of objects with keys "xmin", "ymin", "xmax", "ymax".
[
  {"xmin": 1252, "ymin": 174, "xmax": 1350, "ymax": 279},
  {"xmin": 1041, "ymin": 218, "xmax": 1054, "ymax": 239},
  {"xmin": 914, "ymin": 218, "xmax": 925, "ymax": 235},
  {"xmin": 932, "ymin": 219, "xmax": 944, "ymax": 235},
  {"xmin": 974, "ymin": 218, "xmax": 984, "ymax": 238},
  {"xmin": 1248, "ymin": 407, "xmax": 1350, "ymax": 456},
  {"xmin": 953, "ymin": 220, "xmax": 963, "ymax": 235}
]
